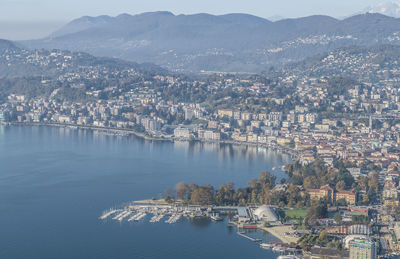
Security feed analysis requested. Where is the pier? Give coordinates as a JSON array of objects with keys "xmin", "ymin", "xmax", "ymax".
[
  {"xmin": 237, "ymin": 232, "xmax": 262, "ymax": 242},
  {"xmin": 99, "ymin": 209, "xmax": 120, "ymax": 220}
]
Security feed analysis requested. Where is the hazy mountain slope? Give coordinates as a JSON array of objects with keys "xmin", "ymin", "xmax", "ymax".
[
  {"xmin": 283, "ymin": 44, "xmax": 400, "ymax": 83},
  {"xmin": 0, "ymin": 40, "xmax": 165, "ymax": 79},
  {"xmin": 0, "ymin": 39, "xmax": 19, "ymax": 53},
  {"xmin": 21, "ymin": 12, "xmax": 400, "ymax": 73}
]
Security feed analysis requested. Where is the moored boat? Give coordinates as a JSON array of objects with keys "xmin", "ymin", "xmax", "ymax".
[
  {"xmin": 277, "ymin": 255, "xmax": 300, "ymax": 259},
  {"xmin": 260, "ymin": 243, "xmax": 273, "ymax": 249}
]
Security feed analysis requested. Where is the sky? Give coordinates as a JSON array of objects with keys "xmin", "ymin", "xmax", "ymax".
[{"xmin": 0, "ymin": 0, "xmax": 393, "ymax": 40}]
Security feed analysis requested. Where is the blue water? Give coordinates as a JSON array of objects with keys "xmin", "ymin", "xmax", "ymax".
[{"xmin": 0, "ymin": 125, "xmax": 290, "ymax": 259}]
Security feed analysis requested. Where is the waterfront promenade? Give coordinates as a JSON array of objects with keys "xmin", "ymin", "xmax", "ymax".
[{"xmin": 261, "ymin": 225, "xmax": 299, "ymax": 244}]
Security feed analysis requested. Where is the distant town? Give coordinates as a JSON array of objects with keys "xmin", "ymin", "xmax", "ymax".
[{"xmin": 2, "ymin": 40, "xmax": 400, "ymax": 259}]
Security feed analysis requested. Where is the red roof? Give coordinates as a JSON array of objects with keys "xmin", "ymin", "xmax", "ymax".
[{"xmin": 320, "ymin": 185, "xmax": 334, "ymax": 191}]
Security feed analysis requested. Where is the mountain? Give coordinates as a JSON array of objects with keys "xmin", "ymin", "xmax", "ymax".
[
  {"xmin": 20, "ymin": 12, "xmax": 400, "ymax": 73},
  {"xmin": 364, "ymin": 1, "xmax": 400, "ymax": 18},
  {"xmin": 50, "ymin": 15, "xmax": 114, "ymax": 38}
]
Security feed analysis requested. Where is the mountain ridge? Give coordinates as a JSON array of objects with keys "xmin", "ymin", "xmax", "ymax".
[{"xmin": 20, "ymin": 11, "xmax": 400, "ymax": 73}]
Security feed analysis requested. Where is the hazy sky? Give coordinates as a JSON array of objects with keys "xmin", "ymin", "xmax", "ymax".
[{"xmin": 0, "ymin": 0, "xmax": 392, "ymax": 40}]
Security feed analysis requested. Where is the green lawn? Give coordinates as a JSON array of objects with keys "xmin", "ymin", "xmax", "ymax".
[{"xmin": 283, "ymin": 209, "xmax": 307, "ymax": 219}]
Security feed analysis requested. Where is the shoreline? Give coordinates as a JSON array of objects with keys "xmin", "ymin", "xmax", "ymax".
[
  {"xmin": 3, "ymin": 121, "xmax": 167, "ymax": 141},
  {"xmin": 1, "ymin": 122, "xmax": 298, "ymax": 159}
]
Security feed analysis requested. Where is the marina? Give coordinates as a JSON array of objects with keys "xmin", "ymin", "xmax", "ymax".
[
  {"xmin": 99, "ymin": 201, "xmax": 301, "ymax": 257},
  {"xmin": 99, "ymin": 203, "xmax": 206, "ymax": 224}
]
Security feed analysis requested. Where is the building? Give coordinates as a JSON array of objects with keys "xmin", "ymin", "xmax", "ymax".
[
  {"xmin": 336, "ymin": 190, "xmax": 356, "ymax": 205},
  {"xmin": 348, "ymin": 225, "xmax": 372, "ymax": 236},
  {"xmin": 268, "ymin": 112, "xmax": 282, "ymax": 122},
  {"xmin": 199, "ymin": 130, "xmax": 220, "ymax": 141},
  {"xmin": 0, "ymin": 111, "xmax": 8, "ymax": 122},
  {"xmin": 184, "ymin": 108, "xmax": 194, "ymax": 120},
  {"xmin": 308, "ymin": 185, "xmax": 335, "ymax": 202},
  {"xmin": 253, "ymin": 205, "xmax": 279, "ymax": 222},
  {"xmin": 174, "ymin": 127, "xmax": 190, "ymax": 139},
  {"xmin": 217, "ymin": 109, "xmax": 233, "ymax": 118},
  {"xmin": 237, "ymin": 207, "xmax": 250, "ymax": 223},
  {"xmin": 208, "ymin": 121, "xmax": 218, "ymax": 129},
  {"xmin": 349, "ymin": 239, "xmax": 376, "ymax": 259},
  {"xmin": 58, "ymin": 115, "xmax": 71, "ymax": 123},
  {"xmin": 308, "ymin": 185, "xmax": 356, "ymax": 205},
  {"xmin": 325, "ymin": 226, "xmax": 348, "ymax": 235}
]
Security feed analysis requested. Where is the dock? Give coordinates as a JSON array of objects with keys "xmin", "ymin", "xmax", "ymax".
[
  {"xmin": 99, "ymin": 209, "xmax": 120, "ymax": 220},
  {"xmin": 128, "ymin": 213, "xmax": 140, "ymax": 222},
  {"xmin": 237, "ymin": 232, "xmax": 262, "ymax": 242},
  {"xmin": 150, "ymin": 214, "xmax": 164, "ymax": 223}
]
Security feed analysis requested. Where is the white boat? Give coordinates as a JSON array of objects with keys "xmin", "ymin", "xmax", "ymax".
[
  {"xmin": 277, "ymin": 256, "xmax": 300, "ymax": 259},
  {"xmin": 260, "ymin": 243, "xmax": 273, "ymax": 249},
  {"xmin": 210, "ymin": 213, "xmax": 223, "ymax": 221},
  {"xmin": 272, "ymin": 247, "xmax": 285, "ymax": 253}
]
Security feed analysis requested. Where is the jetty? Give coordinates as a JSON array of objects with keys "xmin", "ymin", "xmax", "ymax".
[
  {"xmin": 99, "ymin": 209, "xmax": 120, "ymax": 220},
  {"xmin": 150, "ymin": 214, "xmax": 164, "ymax": 223},
  {"xmin": 237, "ymin": 232, "xmax": 262, "ymax": 242},
  {"xmin": 118, "ymin": 211, "xmax": 133, "ymax": 221},
  {"xmin": 128, "ymin": 213, "xmax": 140, "ymax": 222},
  {"xmin": 113, "ymin": 210, "xmax": 128, "ymax": 220}
]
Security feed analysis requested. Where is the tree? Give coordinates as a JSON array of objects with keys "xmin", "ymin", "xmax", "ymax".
[
  {"xmin": 190, "ymin": 185, "xmax": 214, "ymax": 205},
  {"xmin": 303, "ymin": 176, "xmax": 319, "ymax": 189},
  {"xmin": 215, "ymin": 182, "xmax": 235, "ymax": 205},
  {"xmin": 175, "ymin": 182, "xmax": 188, "ymax": 199},
  {"xmin": 358, "ymin": 176, "xmax": 369, "ymax": 190},
  {"xmin": 165, "ymin": 187, "xmax": 173, "ymax": 201},
  {"xmin": 319, "ymin": 230, "xmax": 328, "ymax": 242},
  {"xmin": 334, "ymin": 212, "xmax": 342, "ymax": 224},
  {"xmin": 258, "ymin": 171, "xmax": 276, "ymax": 190},
  {"xmin": 335, "ymin": 181, "xmax": 346, "ymax": 190},
  {"xmin": 368, "ymin": 172, "xmax": 380, "ymax": 193},
  {"xmin": 307, "ymin": 200, "xmax": 328, "ymax": 220},
  {"xmin": 352, "ymin": 215, "xmax": 369, "ymax": 224}
]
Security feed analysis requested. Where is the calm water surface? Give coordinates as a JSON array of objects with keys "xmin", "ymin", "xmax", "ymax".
[{"xmin": 0, "ymin": 125, "xmax": 290, "ymax": 259}]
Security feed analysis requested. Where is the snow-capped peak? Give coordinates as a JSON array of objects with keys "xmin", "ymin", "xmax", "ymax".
[{"xmin": 365, "ymin": 1, "xmax": 400, "ymax": 18}]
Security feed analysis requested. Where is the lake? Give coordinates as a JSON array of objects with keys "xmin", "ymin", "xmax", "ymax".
[{"xmin": 0, "ymin": 125, "xmax": 291, "ymax": 259}]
